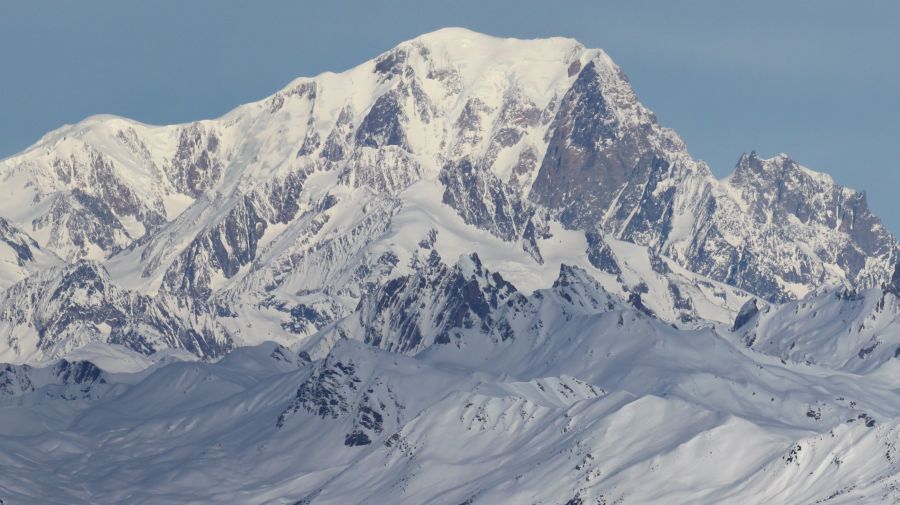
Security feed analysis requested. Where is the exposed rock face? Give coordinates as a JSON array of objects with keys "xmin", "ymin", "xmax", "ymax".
[
  {"xmin": 716, "ymin": 152, "xmax": 895, "ymax": 298},
  {"xmin": 355, "ymin": 90, "xmax": 408, "ymax": 150},
  {"xmin": 441, "ymin": 159, "xmax": 532, "ymax": 242},
  {"xmin": 0, "ymin": 135, "xmax": 176, "ymax": 261},
  {"xmin": 276, "ymin": 347, "xmax": 404, "ymax": 449},
  {"xmin": 352, "ymin": 252, "xmax": 528, "ymax": 353},
  {"xmin": 162, "ymin": 195, "xmax": 269, "ymax": 299},
  {"xmin": 440, "ymin": 158, "xmax": 549, "ymax": 260},
  {"xmin": 888, "ymin": 262, "xmax": 900, "ymax": 295},
  {"xmin": 51, "ymin": 359, "xmax": 107, "ymax": 386},
  {"xmin": 0, "ymin": 261, "xmax": 231, "ymax": 361},
  {"xmin": 0, "ymin": 218, "xmax": 61, "ymax": 290},
  {"xmin": 0, "ymin": 363, "xmax": 35, "ymax": 397},
  {"xmin": 0, "ymin": 358, "xmax": 109, "ymax": 399},
  {"xmin": 585, "ymin": 228, "xmax": 621, "ymax": 275},
  {"xmin": 168, "ymin": 123, "xmax": 226, "ymax": 198},
  {"xmin": 280, "ymin": 358, "xmax": 361, "ymax": 422},
  {"xmin": 531, "ymin": 60, "xmax": 680, "ymax": 233},
  {"xmin": 0, "ymin": 219, "xmax": 37, "ymax": 266},
  {"xmin": 36, "ymin": 190, "xmax": 131, "ymax": 258},
  {"xmin": 732, "ymin": 298, "xmax": 760, "ymax": 331}
]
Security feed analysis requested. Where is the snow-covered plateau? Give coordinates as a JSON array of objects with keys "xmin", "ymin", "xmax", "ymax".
[{"xmin": 1, "ymin": 28, "xmax": 899, "ymax": 504}]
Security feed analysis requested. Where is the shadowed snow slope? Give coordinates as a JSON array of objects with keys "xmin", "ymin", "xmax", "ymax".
[{"xmin": 4, "ymin": 288, "xmax": 900, "ymax": 504}]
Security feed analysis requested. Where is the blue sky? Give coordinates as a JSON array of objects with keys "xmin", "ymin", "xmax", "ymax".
[{"xmin": 2, "ymin": 1, "xmax": 898, "ymax": 230}]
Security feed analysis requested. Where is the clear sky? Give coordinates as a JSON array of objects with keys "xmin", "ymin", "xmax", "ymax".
[{"xmin": 2, "ymin": 1, "xmax": 898, "ymax": 231}]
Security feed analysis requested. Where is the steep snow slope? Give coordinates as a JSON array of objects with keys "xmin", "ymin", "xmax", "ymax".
[
  {"xmin": 730, "ymin": 265, "xmax": 900, "ymax": 374},
  {"xmin": 0, "ymin": 218, "xmax": 61, "ymax": 290},
  {"xmin": 0, "ymin": 116, "xmax": 219, "ymax": 261}
]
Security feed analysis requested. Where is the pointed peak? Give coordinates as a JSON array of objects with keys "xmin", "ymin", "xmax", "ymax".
[
  {"xmin": 548, "ymin": 264, "xmax": 621, "ymax": 315},
  {"xmin": 553, "ymin": 264, "xmax": 594, "ymax": 288},
  {"xmin": 735, "ymin": 151, "xmax": 753, "ymax": 167},
  {"xmin": 732, "ymin": 298, "xmax": 761, "ymax": 331}
]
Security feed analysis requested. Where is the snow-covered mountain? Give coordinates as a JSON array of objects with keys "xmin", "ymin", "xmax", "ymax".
[
  {"xmin": 729, "ymin": 264, "xmax": 900, "ymax": 374},
  {"xmin": 1, "ymin": 28, "xmax": 899, "ymax": 504},
  {"xmin": 0, "ymin": 217, "xmax": 61, "ymax": 290},
  {"xmin": 1, "ymin": 28, "xmax": 892, "ymax": 363},
  {"xmin": 0, "ymin": 261, "xmax": 230, "ymax": 364}
]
